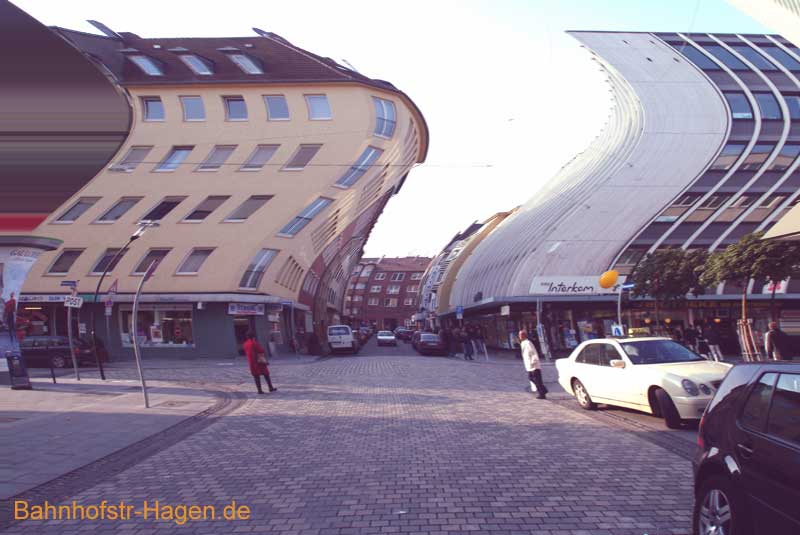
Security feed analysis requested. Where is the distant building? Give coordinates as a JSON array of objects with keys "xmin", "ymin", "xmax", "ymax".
[
  {"xmin": 344, "ymin": 257, "xmax": 431, "ymax": 331},
  {"xmin": 17, "ymin": 15, "xmax": 428, "ymax": 358}
]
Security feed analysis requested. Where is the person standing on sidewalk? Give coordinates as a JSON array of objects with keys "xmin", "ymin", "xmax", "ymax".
[
  {"xmin": 243, "ymin": 330, "xmax": 277, "ymax": 394},
  {"xmin": 461, "ymin": 327, "xmax": 474, "ymax": 360},
  {"xmin": 705, "ymin": 323, "xmax": 723, "ymax": 361},
  {"xmin": 4, "ymin": 291, "xmax": 16, "ymax": 342},
  {"xmin": 520, "ymin": 330, "xmax": 547, "ymax": 399},
  {"xmin": 765, "ymin": 321, "xmax": 791, "ymax": 361}
]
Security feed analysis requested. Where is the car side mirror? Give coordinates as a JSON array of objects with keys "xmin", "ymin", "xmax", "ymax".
[{"xmin": 610, "ymin": 359, "xmax": 626, "ymax": 369}]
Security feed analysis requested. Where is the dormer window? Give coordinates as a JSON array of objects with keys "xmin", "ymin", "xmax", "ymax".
[
  {"xmin": 128, "ymin": 55, "xmax": 163, "ymax": 76},
  {"xmin": 229, "ymin": 54, "xmax": 263, "ymax": 74},
  {"xmin": 179, "ymin": 54, "xmax": 213, "ymax": 75}
]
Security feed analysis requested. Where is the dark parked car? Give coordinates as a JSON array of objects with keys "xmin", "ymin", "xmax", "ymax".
[
  {"xmin": 693, "ymin": 361, "xmax": 800, "ymax": 535},
  {"xmin": 412, "ymin": 332, "xmax": 447, "ymax": 355},
  {"xmin": 20, "ymin": 335, "xmax": 107, "ymax": 368},
  {"xmin": 394, "ymin": 328, "xmax": 414, "ymax": 342}
]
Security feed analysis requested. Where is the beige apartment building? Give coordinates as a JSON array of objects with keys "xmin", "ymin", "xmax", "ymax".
[{"xmin": 20, "ymin": 26, "xmax": 427, "ymax": 359}]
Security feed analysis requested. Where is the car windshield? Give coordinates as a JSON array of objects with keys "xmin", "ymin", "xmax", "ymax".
[
  {"xmin": 328, "ymin": 327, "xmax": 350, "ymax": 335},
  {"xmin": 378, "ymin": 331, "xmax": 393, "ymax": 336},
  {"xmin": 421, "ymin": 334, "xmax": 439, "ymax": 341},
  {"xmin": 620, "ymin": 340, "xmax": 706, "ymax": 365}
]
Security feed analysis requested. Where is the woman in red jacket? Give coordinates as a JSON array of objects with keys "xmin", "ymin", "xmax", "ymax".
[{"xmin": 243, "ymin": 330, "xmax": 276, "ymax": 394}]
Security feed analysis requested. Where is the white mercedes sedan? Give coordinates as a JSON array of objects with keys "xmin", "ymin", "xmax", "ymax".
[{"xmin": 555, "ymin": 337, "xmax": 731, "ymax": 428}]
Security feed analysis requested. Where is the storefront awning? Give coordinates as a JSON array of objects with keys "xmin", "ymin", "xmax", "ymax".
[{"xmin": 764, "ymin": 204, "xmax": 800, "ymax": 241}]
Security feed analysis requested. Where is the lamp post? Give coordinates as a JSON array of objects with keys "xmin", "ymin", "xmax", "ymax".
[{"xmin": 90, "ymin": 221, "xmax": 158, "ymax": 380}]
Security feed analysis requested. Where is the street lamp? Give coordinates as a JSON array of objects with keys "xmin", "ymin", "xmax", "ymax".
[{"xmin": 90, "ymin": 221, "xmax": 159, "ymax": 379}]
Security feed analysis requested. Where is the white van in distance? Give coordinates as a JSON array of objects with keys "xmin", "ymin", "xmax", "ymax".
[{"xmin": 327, "ymin": 325, "xmax": 359, "ymax": 354}]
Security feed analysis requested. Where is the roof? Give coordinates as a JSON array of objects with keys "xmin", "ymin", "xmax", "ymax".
[{"xmin": 360, "ymin": 257, "xmax": 432, "ymax": 272}]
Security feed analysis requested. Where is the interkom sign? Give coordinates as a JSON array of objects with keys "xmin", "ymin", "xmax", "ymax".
[{"xmin": 529, "ymin": 276, "xmax": 626, "ymax": 296}]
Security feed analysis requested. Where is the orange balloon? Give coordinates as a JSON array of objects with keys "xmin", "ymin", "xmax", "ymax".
[{"xmin": 599, "ymin": 270, "xmax": 619, "ymax": 289}]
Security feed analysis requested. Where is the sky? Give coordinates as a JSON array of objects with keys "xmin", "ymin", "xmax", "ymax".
[{"xmin": 16, "ymin": 0, "xmax": 770, "ymax": 258}]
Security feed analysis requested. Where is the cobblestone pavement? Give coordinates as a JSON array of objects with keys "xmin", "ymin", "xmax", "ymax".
[{"xmin": 3, "ymin": 342, "xmax": 693, "ymax": 534}]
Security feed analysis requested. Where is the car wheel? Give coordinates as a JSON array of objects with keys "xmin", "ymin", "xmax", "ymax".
[
  {"xmin": 572, "ymin": 379, "xmax": 597, "ymax": 410},
  {"xmin": 693, "ymin": 475, "xmax": 751, "ymax": 535},
  {"xmin": 654, "ymin": 388, "xmax": 682, "ymax": 429},
  {"xmin": 51, "ymin": 355, "xmax": 68, "ymax": 368}
]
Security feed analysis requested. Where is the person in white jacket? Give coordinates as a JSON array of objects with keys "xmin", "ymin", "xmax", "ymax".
[{"xmin": 519, "ymin": 330, "xmax": 547, "ymax": 399}]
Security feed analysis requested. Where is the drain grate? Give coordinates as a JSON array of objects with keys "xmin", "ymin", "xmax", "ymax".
[{"xmin": 156, "ymin": 400, "xmax": 190, "ymax": 408}]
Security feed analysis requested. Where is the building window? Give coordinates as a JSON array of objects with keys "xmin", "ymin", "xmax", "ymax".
[
  {"xmin": 709, "ymin": 143, "xmax": 746, "ymax": 171},
  {"xmin": 724, "ymin": 92, "xmax": 753, "ymax": 120},
  {"xmin": 703, "ymin": 44, "xmax": 748, "ymax": 70},
  {"xmin": 681, "ymin": 46, "xmax": 720, "ymax": 70},
  {"xmin": 384, "ymin": 298, "xmax": 398, "ymax": 307},
  {"xmin": 733, "ymin": 195, "xmax": 756, "ymax": 208},
  {"xmin": 240, "ymin": 145, "xmax": 279, "ymax": 171},
  {"xmin": 762, "ymin": 45, "xmax": 800, "ymax": 71},
  {"xmin": 180, "ymin": 96, "xmax": 205, "ymax": 121},
  {"xmin": 373, "ymin": 97, "xmax": 397, "ymax": 138},
  {"xmin": 700, "ymin": 194, "xmax": 730, "ymax": 209},
  {"xmin": 224, "ymin": 96, "xmax": 248, "ymax": 121},
  {"xmin": 755, "ymin": 93, "xmax": 782, "ymax": 120},
  {"xmin": 142, "ymin": 97, "xmax": 165, "ymax": 121},
  {"xmin": 616, "ymin": 249, "xmax": 645, "ymax": 266},
  {"xmin": 336, "ymin": 146, "xmax": 383, "ymax": 187},
  {"xmin": 119, "ymin": 304, "xmax": 194, "ymax": 347},
  {"xmin": 140, "ymin": 196, "xmax": 185, "ymax": 222},
  {"xmin": 154, "ymin": 146, "xmax": 194, "ymax": 172},
  {"xmin": 305, "ymin": 94, "xmax": 332, "ymax": 120},
  {"xmin": 264, "ymin": 95, "xmax": 290, "ymax": 120},
  {"xmin": 368, "ymin": 298, "xmax": 379, "ymax": 306},
  {"xmin": 133, "ymin": 249, "xmax": 171, "ymax": 275},
  {"xmin": 387, "ymin": 285, "xmax": 400, "ymax": 294},
  {"xmin": 239, "ymin": 248, "xmax": 279, "ymax": 289},
  {"xmin": 352, "ymin": 295, "xmax": 363, "ymax": 302},
  {"xmin": 370, "ymin": 285, "xmax": 382, "ymax": 293},
  {"xmin": 673, "ymin": 194, "xmax": 701, "ymax": 207},
  {"xmin": 406, "ymin": 285, "xmax": 419, "ymax": 293},
  {"xmin": 374, "ymin": 272, "xmax": 386, "ymax": 280},
  {"xmin": 48, "ymin": 249, "xmax": 84, "ymax": 275},
  {"xmin": 283, "ymin": 144, "xmax": 322, "ymax": 170},
  {"xmin": 55, "ymin": 197, "xmax": 99, "ymax": 223},
  {"xmin": 390, "ymin": 272, "xmax": 406, "ymax": 282},
  {"xmin": 741, "ymin": 144, "xmax": 774, "ymax": 171},
  {"xmin": 183, "ymin": 196, "xmax": 230, "ymax": 222},
  {"xmin": 110, "ymin": 146, "xmax": 153, "ymax": 172},
  {"xmin": 769, "ymin": 143, "xmax": 800, "ymax": 172},
  {"xmin": 410, "ymin": 272, "xmax": 423, "ymax": 280},
  {"xmin": 128, "ymin": 55, "xmax": 163, "ymax": 76},
  {"xmin": 759, "ymin": 194, "xmax": 785, "ymax": 208},
  {"xmin": 785, "ymin": 95, "xmax": 800, "ymax": 120},
  {"xmin": 278, "ymin": 197, "xmax": 332, "ymax": 236},
  {"xmin": 176, "ymin": 248, "xmax": 214, "ymax": 274},
  {"xmin": 178, "ymin": 54, "xmax": 213, "ymax": 75},
  {"xmin": 228, "ymin": 54, "xmax": 263, "ymax": 74},
  {"xmin": 731, "ymin": 45, "xmax": 777, "ymax": 71},
  {"xmin": 197, "ymin": 145, "xmax": 236, "ymax": 171},
  {"xmin": 404, "ymin": 298, "xmax": 414, "ymax": 306},
  {"xmin": 225, "ymin": 195, "xmax": 272, "ymax": 222},
  {"xmin": 91, "ymin": 248, "xmax": 127, "ymax": 275},
  {"xmin": 96, "ymin": 197, "xmax": 142, "ymax": 223},
  {"xmin": 355, "ymin": 283, "xmax": 366, "ymax": 290}
]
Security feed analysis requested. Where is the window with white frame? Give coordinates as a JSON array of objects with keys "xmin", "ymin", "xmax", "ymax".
[
  {"xmin": 154, "ymin": 146, "xmax": 193, "ymax": 172},
  {"xmin": 240, "ymin": 248, "xmax": 279, "ymax": 289},
  {"xmin": 180, "ymin": 96, "xmax": 205, "ymax": 121},
  {"xmin": 373, "ymin": 97, "xmax": 397, "ymax": 138},
  {"xmin": 410, "ymin": 272, "xmax": 423, "ymax": 280},
  {"xmin": 140, "ymin": 196, "xmax": 185, "ymax": 222},
  {"xmin": 361, "ymin": 266, "xmax": 374, "ymax": 277},
  {"xmin": 368, "ymin": 298, "xmax": 379, "ymax": 306},
  {"xmin": 91, "ymin": 248, "xmax": 127, "ymax": 275},
  {"xmin": 283, "ymin": 144, "xmax": 322, "ymax": 170},
  {"xmin": 390, "ymin": 272, "xmax": 405, "ymax": 282},
  {"xmin": 336, "ymin": 146, "xmax": 383, "ymax": 187},
  {"xmin": 55, "ymin": 197, "xmax": 99, "ymax": 223},
  {"xmin": 96, "ymin": 197, "xmax": 142, "ymax": 223},
  {"xmin": 111, "ymin": 146, "xmax": 153, "ymax": 172},
  {"xmin": 197, "ymin": 145, "xmax": 236, "ymax": 171},
  {"xmin": 305, "ymin": 94, "xmax": 332, "ymax": 120},
  {"xmin": 353, "ymin": 295, "xmax": 363, "ymax": 302},
  {"xmin": 672, "ymin": 193, "xmax": 702, "ymax": 207},
  {"xmin": 132, "ymin": 249, "xmax": 171, "ymax": 275},
  {"xmin": 404, "ymin": 297, "xmax": 414, "ymax": 306},
  {"xmin": 178, "ymin": 54, "xmax": 213, "ymax": 75},
  {"xmin": 240, "ymin": 145, "xmax": 279, "ymax": 171},
  {"xmin": 142, "ymin": 97, "xmax": 164, "ymax": 121},
  {"xmin": 374, "ymin": 272, "xmax": 386, "ymax": 280},
  {"xmin": 406, "ymin": 285, "xmax": 418, "ymax": 293},
  {"xmin": 228, "ymin": 54, "xmax": 263, "ymax": 74},
  {"xmin": 370, "ymin": 285, "xmax": 382, "ymax": 293},
  {"xmin": 387, "ymin": 285, "xmax": 400, "ymax": 294},
  {"xmin": 278, "ymin": 197, "xmax": 332, "ymax": 236},
  {"xmin": 224, "ymin": 96, "xmax": 248, "ymax": 121},
  {"xmin": 128, "ymin": 55, "xmax": 163, "ymax": 76},
  {"xmin": 183, "ymin": 196, "xmax": 230, "ymax": 222},
  {"xmin": 225, "ymin": 195, "xmax": 272, "ymax": 222},
  {"xmin": 384, "ymin": 298, "xmax": 398, "ymax": 307},
  {"xmin": 264, "ymin": 95, "xmax": 290, "ymax": 120},
  {"xmin": 355, "ymin": 283, "xmax": 366, "ymax": 290},
  {"xmin": 176, "ymin": 248, "xmax": 214, "ymax": 274},
  {"xmin": 48, "ymin": 249, "xmax": 84, "ymax": 275}
]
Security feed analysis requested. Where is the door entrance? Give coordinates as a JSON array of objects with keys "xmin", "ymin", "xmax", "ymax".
[{"xmin": 233, "ymin": 317, "xmax": 255, "ymax": 355}]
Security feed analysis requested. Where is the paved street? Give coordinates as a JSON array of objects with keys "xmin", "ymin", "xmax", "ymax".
[{"xmin": 2, "ymin": 339, "xmax": 694, "ymax": 535}]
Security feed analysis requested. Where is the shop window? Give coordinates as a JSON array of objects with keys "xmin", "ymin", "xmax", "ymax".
[{"xmin": 120, "ymin": 305, "xmax": 194, "ymax": 347}]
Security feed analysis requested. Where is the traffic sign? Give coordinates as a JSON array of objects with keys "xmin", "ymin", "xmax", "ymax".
[
  {"xmin": 107, "ymin": 279, "xmax": 119, "ymax": 295},
  {"xmin": 60, "ymin": 280, "xmax": 77, "ymax": 288},
  {"xmin": 64, "ymin": 296, "xmax": 83, "ymax": 308},
  {"xmin": 456, "ymin": 305, "xmax": 464, "ymax": 320}
]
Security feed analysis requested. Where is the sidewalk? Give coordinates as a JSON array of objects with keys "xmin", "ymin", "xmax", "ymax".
[{"xmin": 0, "ymin": 375, "xmax": 219, "ymax": 500}]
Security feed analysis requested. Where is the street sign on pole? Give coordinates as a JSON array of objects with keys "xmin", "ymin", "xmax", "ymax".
[
  {"xmin": 107, "ymin": 279, "xmax": 119, "ymax": 296},
  {"xmin": 65, "ymin": 287, "xmax": 80, "ymax": 381},
  {"xmin": 60, "ymin": 280, "xmax": 77, "ymax": 288},
  {"xmin": 456, "ymin": 305, "xmax": 464, "ymax": 320},
  {"xmin": 64, "ymin": 296, "xmax": 84, "ymax": 308}
]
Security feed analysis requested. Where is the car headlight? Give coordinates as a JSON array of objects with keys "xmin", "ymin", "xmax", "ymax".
[
  {"xmin": 699, "ymin": 383, "xmax": 712, "ymax": 396},
  {"xmin": 682, "ymin": 379, "xmax": 700, "ymax": 396}
]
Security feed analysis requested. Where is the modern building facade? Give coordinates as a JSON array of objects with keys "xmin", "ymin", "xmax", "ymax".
[
  {"xmin": 19, "ymin": 20, "xmax": 428, "ymax": 359},
  {"xmin": 344, "ymin": 257, "xmax": 430, "ymax": 331},
  {"xmin": 437, "ymin": 31, "xmax": 800, "ymax": 355}
]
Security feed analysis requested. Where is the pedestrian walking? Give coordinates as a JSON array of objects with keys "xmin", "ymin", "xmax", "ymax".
[
  {"xmin": 439, "ymin": 327, "xmax": 453, "ymax": 357},
  {"xmin": 461, "ymin": 328, "xmax": 474, "ymax": 360},
  {"xmin": 683, "ymin": 324, "xmax": 697, "ymax": 352},
  {"xmin": 765, "ymin": 321, "xmax": 792, "ymax": 361},
  {"xmin": 695, "ymin": 326, "xmax": 710, "ymax": 358},
  {"xmin": 243, "ymin": 330, "xmax": 277, "ymax": 394},
  {"xmin": 705, "ymin": 323, "xmax": 723, "ymax": 361},
  {"xmin": 520, "ymin": 330, "xmax": 547, "ymax": 399},
  {"xmin": 4, "ymin": 291, "xmax": 16, "ymax": 342}
]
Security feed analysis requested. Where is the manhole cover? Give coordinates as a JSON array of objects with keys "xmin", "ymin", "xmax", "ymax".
[
  {"xmin": 156, "ymin": 401, "xmax": 190, "ymax": 408},
  {"xmin": 0, "ymin": 417, "xmax": 22, "ymax": 423}
]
